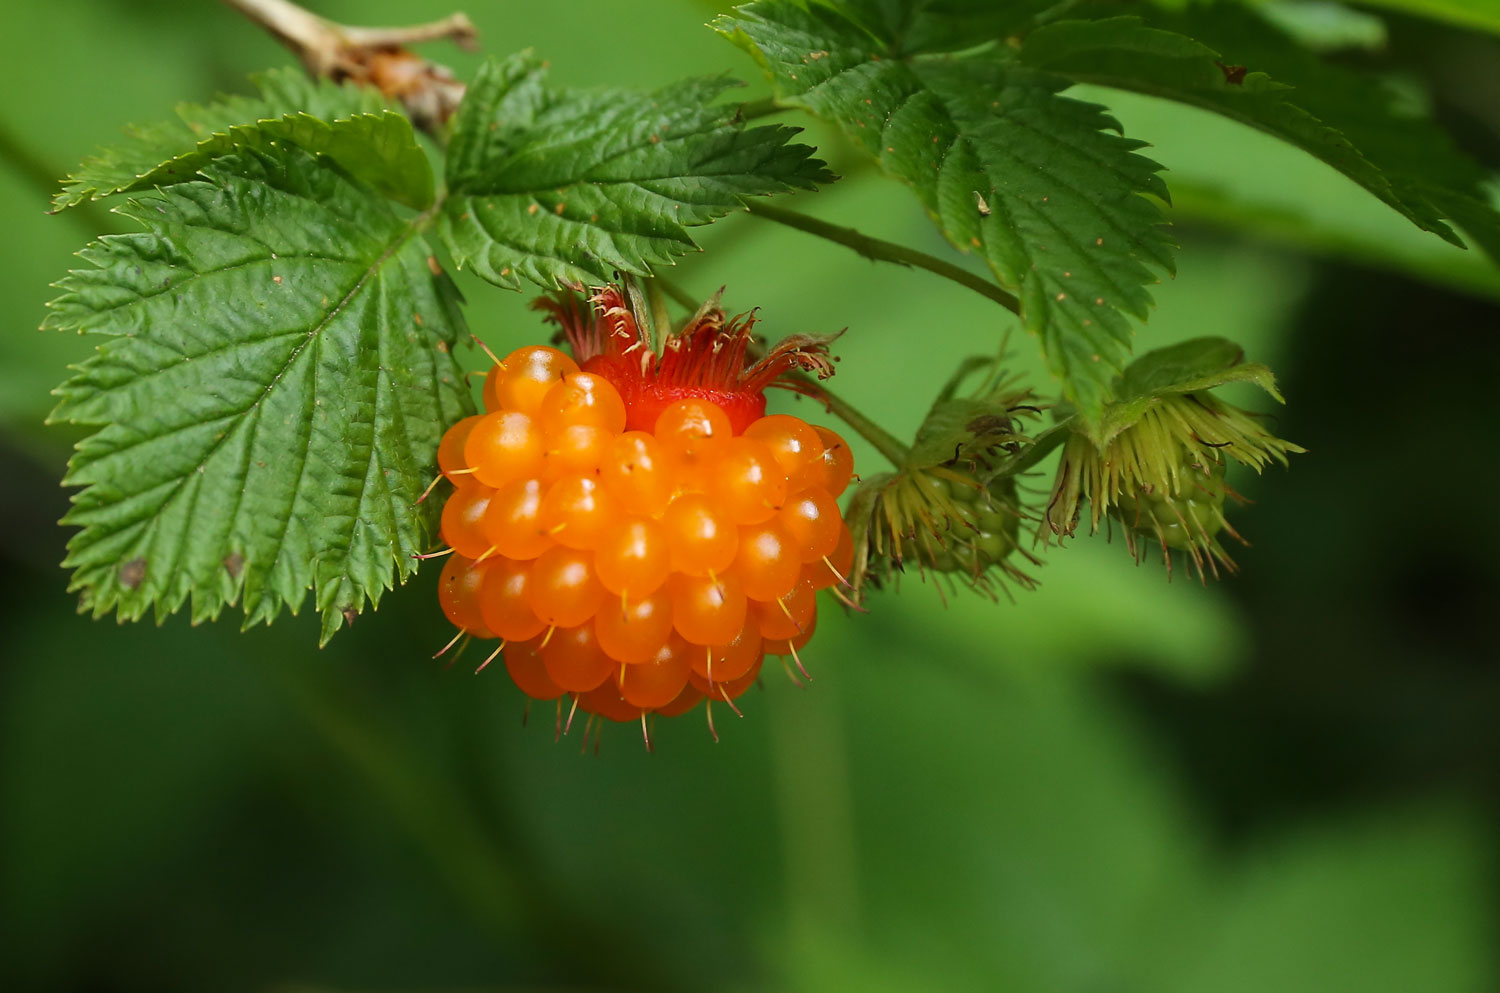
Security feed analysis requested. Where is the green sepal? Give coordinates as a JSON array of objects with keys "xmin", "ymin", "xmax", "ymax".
[
  {"xmin": 906, "ymin": 395, "xmax": 1033, "ymax": 473},
  {"xmin": 1089, "ymin": 337, "xmax": 1283, "ymax": 447}
]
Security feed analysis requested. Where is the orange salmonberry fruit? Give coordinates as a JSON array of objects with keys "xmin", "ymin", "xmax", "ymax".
[{"xmin": 429, "ymin": 284, "xmax": 851, "ymax": 746}]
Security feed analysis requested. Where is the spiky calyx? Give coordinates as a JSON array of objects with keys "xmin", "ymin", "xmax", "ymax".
[
  {"xmin": 1044, "ymin": 390, "xmax": 1304, "ymax": 579},
  {"xmin": 856, "ymin": 467, "xmax": 1038, "ymax": 600},
  {"xmin": 535, "ymin": 284, "xmax": 839, "ymax": 434}
]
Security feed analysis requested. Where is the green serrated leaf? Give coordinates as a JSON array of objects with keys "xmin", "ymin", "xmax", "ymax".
[
  {"xmin": 718, "ymin": 1, "xmax": 1176, "ymax": 419},
  {"xmin": 54, "ymin": 67, "xmax": 396, "ymax": 210},
  {"xmin": 45, "ymin": 144, "xmax": 471, "ymax": 644},
  {"xmin": 440, "ymin": 54, "xmax": 834, "ymax": 289},
  {"xmin": 121, "ymin": 113, "xmax": 432, "ymax": 210},
  {"xmin": 1022, "ymin": 11, "xmax": 1500, "ymax": 265},
  {"xmin": 1092, "ymin": 337, "xmax": 1283, "ymax": 445}
]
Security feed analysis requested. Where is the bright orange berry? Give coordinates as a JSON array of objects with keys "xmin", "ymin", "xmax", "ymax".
[
  {"xmin": 594, "ymin": 587, "xmax": 674, "ymax": 665},
  {"xmin": 617, "ymin": 632, "xmax": 693, "ymax": 709},
  {"xmin": 439, "ymin": 483, "xmax": 493, "ymax": 559},
  {"xmin": 580, "ymin": 681, "xmax": 647, "ymax": 723},
  {"xmin": 542, "ymin": 423, "xmax": 610, "ymax": 480},
  {"xmin": 481, "ymin": 478, "xmax": 550, "ymax": 560},
  {"xmin": 540, "ymin": 622, "xmax": 613, "ymax": 693},
  {"xmin": 438, "ymin": 414, "xmax": 484, "ymax": 483},
  {"xmin": 707, "ymin": 436, "xmax": 787, "ymax": 525},
  {"xmin": 662, "ymin": 493, "xmax": 738, "ymax": 576},
  {"xmin": 745, "ymin": 414, "xmax": 823, "ymax": 479},
  {"xmin": 526, "ymin": 545, "xmax": 605, "ymax": 628},
  {"xmin": 435, "ymin": 284, "xmax": 854, "ymax": 736},
  {"xmin": 734, "ymin": 521, "xmax": 802, "ymax": 602},
  {"xmin": 754, "ymin": 576, "xmax": 817, "ymax": 641},
  {"xmin": 778, "ymin": 487, "xmax": 842, "ymax": 563},
  {"xmin": 538, "ymin": 371, "xmax": 627, "ymax": 436},
  {"xmin": 803, "ymin": 521, "xmax": 853, "ymax": 591},
  {"xmin": 655, "ymin": 399, "xmax": 732, "ymax": 465},
  {"xmin": 599, "ymin": 431, "xmax": 675, "ymax": 517},
  {"xmin": 465, "ymin": 411, "xmax": 545, "ymax": 488},
  {"xmin": 594, "ymin": 517, "xmax": 671, "ymax": 599},
  {"xmin": 689, "ymin": 656, "xmax": 763, "ymax": 702},
  {"xmin": 796, "ymin": 425, "xmax": 854, "ymax": 496},
  {"xmin": 437, "ymin": 555, "xmax": 492, "ymax": 636},
  {"xmin": 654, "ymin": 684, "xmax": 704, "ymax": 717},
  {"xmin": 495, "ymin": 346, "xmax": 579, "ymax": 413},
  {"xmin": 477, "ymin": 557, "xmax": 547, "ymax": 642},
  {"xmin": 669, "ymin": 570, "xmax": 747, "ymax": 646},
  {"xmin": 503, "ymin": 637, "xmax": 567, "ymax": 700},
  {"xmin": 689, "ymin": 615, "xmax": 763, "ymax": 684},
  {"xmin": 538, "ymin": 474, "xmax": 619, "ymax": 551}
]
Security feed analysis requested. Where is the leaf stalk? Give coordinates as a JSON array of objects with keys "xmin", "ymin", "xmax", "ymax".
[
  {"xmin": 744, "ymin": 201, "xmax": 1021, "ymax": 316},
  {"xmin": 799, "ymin": 378, "xmax": 911, "ymax": 467}
]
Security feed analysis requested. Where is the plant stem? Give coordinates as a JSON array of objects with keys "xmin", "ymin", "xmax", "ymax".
[
  {"xmin": 653, "ymin": 275, "xmax": 702, "ymax": 313},
  {"xmin": 738, "ymin": 96, "xmax": 786, "ymax": 120},
  {"xmin": 221, "ymin": 0, "xmax": 472, "ymax": 132},
  {"xmin": 1004, "ymin": 419, "xmax": 1074, "ymax": 476},
  {"xmin": 745, "ymin": 201, "xmax": 1021, "ymax": 316},
  {"xmin": 803, "ymin": 378, "xmax": 911, "ymax": 467}
]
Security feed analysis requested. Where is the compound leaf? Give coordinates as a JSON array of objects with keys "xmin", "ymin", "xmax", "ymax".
[
  {"xmin": 45, "ymin": 144, "xmax": 471, "ymax": 643},
  {"xmin": 718, "ymin": 0, "xmax": 1176, "ymax": 418},
  {"xmin": 440, "ymin": 53, "xmax": 833, "ymax": 289}
]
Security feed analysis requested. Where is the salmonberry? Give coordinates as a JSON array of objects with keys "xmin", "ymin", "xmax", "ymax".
[{"xmin": 429, "ymin": 284, "xmax": 852, "ymax": 745}]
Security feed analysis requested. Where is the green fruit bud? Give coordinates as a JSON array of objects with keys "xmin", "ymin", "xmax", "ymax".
[
  {"xmin": 1043, "ymin": 391, "xmax": 1298, "ymax": 580},
  {"xmin": 854, "ymin": 467, "xmax": 1036, "ymax": 599}
]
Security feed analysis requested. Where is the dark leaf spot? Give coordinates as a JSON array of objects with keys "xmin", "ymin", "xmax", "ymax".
[
  {"xmin": 1215, "ymin": 61, "xmax": 1247, "ymax": 86},
  {"xmin": 120, "ymin": 557, "xmax": 147, "ymax": 590}
]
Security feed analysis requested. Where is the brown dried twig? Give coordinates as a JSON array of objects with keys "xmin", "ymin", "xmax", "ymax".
[{"xmin": 222, "ymin": 0, "xmax": 476, "ymax": 131}]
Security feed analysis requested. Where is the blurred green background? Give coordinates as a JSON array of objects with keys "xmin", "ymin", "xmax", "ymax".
[{"xmin": 3, "ymin": 1, "xmax": 1498, "ymax": 990}]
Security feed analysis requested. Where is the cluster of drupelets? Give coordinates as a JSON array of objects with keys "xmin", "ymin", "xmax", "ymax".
[{"xmin": 432, "ymin": 345, "xmax": 855, "ymax": 741}]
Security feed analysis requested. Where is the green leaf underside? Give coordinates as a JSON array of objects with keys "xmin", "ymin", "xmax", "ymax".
[
  {"xmin": 53, "ymin": 68, "xmax": 410, "ymax": 210},
  {"xmin": 46, "ymin": 145, "xmax": 471, "ymax": 643},
  {"xmin": 906, "ymin": 396, "xmax": 1020, "ymax": 471},
  {"xmin": 718, "ymin": 1, "xmax": 1177, "ymax": 419},
  {"xmin": 1022, "ymin": 12, "xmax": 1500, "ymax": 265},
  {"xmin": 440, "ymin": 52, "xmax": 834, "ymax": 289},
  {"xmin": 1093, "ymin": 336, "xmax": 1282, "ymax": 445},
  {"xmin": 900, "ymin": 355, "xmax": 1031, "ymax": 470}
]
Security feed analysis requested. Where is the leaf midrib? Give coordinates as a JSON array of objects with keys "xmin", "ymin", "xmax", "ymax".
[{"xmin": 88, "ymin": 198, "xmax": 444, "ymax": 580}]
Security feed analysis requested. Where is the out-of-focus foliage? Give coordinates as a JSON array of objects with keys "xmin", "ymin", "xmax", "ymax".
[{"xmin": 2, "ymin": 2, "xmax": 1498, "ymax": 992}]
